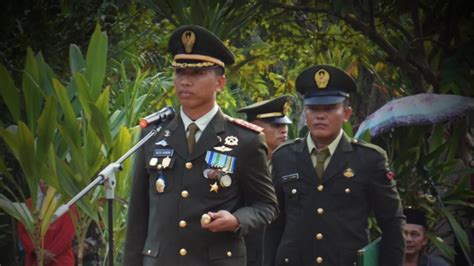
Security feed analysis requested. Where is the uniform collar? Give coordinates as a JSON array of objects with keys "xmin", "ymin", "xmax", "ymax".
[
  {"xmin": 180, "ymin": 104, "xmax": 219, "ymax": 131},
  {"xmin": 306, "ymin": 129, "xmax": 343, "ymax": 156}
]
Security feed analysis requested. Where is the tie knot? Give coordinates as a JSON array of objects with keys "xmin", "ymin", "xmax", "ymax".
[
  {"xmin": 316, "ymin": 148, "xmax": 330, "ymax": 163},
  {"xmin": 187, "ymin": 123, "xmax": 199, "ymax": 134}
]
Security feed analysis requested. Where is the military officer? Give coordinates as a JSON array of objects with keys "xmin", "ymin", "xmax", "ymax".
[
  {"xmin": 238, "ymin": 95, "xmax": 293, "ymax": 161},
  {"xmin": 263, "ymin": 65, "xmax": 405, "ymax": 266},
  {"xmin": 123, "ymin": 25, "xmax": 279, "ymax": 266},
  {"xmin": 238, "ymin": 95, "xmax": 293, "ymax": 266}
]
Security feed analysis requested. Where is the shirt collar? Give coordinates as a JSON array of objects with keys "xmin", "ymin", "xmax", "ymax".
[
  {"xmin": 306, "ymin": 129, "xmax": 344, "ymax": 155},
  {"xmin": 180, "ymin": 104, "xmax": 219, "ymax": 131}
]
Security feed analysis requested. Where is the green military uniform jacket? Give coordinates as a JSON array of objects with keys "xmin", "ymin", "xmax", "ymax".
[
  {"xmin": 124, "ymin": 109, "xmax": 278, "ymax": 266},
  {"xmin": 264, "ymin": 133, "xmax": 404, "ymax": 266}
]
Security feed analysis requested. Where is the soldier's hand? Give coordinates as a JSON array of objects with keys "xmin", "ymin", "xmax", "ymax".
[{"xmin": 201, "ymin": 210, "xmax": 239, "ymax": 232}]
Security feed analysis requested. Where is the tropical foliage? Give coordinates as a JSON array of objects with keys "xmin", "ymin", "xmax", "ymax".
[{"xmin": 0, "ymin": 0, "xmax": 472, "ymax": 264}]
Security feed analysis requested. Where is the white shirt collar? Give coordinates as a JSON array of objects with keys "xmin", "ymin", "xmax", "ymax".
[
  {"xmin": 180, "ymin": 104, "xmax": 219, "ymax": 132},
  {"xmin": 307, "ymin": 129, "xmax": 344, "ymax": 156}
]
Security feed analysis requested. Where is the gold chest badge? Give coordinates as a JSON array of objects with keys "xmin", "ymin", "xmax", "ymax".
[{"xmin": 343, "ymin": 168, "xmax": 355, "ymax": 178}]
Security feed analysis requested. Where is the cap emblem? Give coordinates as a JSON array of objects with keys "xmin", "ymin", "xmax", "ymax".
[
  {"xmin": 181, "ymin": 30, "xmax": 196, "ymax": 53},
  {"xmin": 283, "ymin": 100, "xmax": 290, "ymax": 116},
  {"xmin": 314, "ymin": 69, "xmax": 330, "ymax": 89}
]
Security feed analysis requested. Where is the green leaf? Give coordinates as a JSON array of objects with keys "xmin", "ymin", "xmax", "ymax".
[
  {"xmin": 74, "ymin": 72, "xmax": 93, "ymax": 118},
  {"xmin": 0, "ymin": 64, "xmax": 21, "ymax": 121},
  {"xmin": 35, "ymin": 52, "xmax": 57, "ymax": 96},
  {"xmin": 89, "ymin": 103, "xmax": 112, "ymax": 147},
  {"xmin": 85, "ymin": 24, "xmax": 108, "ymax": 100},
  {"xmin": 22, "ymin": 48, "xmax": 42, "ymax": 132},
  {"xmin": 342, "ymin": 121, "xmax": 353, "ymax": 137},
  {"xmin": 442, "ymin": 209, "xmax": 471, "ymax": 253},
  {"xmin": 53, "ymin": 79, "xmax": 81, "ymax": 144},
  {"xmin": 36, "ymin": 96, "xmax": 57, "ymax": 163},
  {"xmin": 69, "ymin": 44, "xmax": 86, "ymax": 74}
]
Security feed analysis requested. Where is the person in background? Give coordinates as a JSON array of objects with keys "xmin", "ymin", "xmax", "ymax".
[
  {"xmin": 17, "ymin": 179, "xmax": 77, "ymax": 266},
  {"xmin": 264, "ymin": 65, "xmax": 405, "ymax": 265},
  {"xmin": 237, "ymin": 95, "xmax": 293, "ymax": 266},
  {"xmin": 404, "ymin": 208, "xmax": 450, "ymax": 266}
]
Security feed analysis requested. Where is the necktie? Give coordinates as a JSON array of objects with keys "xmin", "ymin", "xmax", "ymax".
[
  {"xmin": 187, "ymin": 122, "xmax": 199, "ymax": 154},
  {"xmin": 315, "ymin": 148, "xmax": 330, "ymax": 178}
]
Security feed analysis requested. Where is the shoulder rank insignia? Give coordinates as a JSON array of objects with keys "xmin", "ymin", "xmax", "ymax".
[{"xmin": 229, "ymin": 118, "xmax": 263, "ymax": 133}]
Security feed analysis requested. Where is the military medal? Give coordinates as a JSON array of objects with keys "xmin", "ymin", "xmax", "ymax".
[
  {"xmin": 162, "ymin": 156, "xmax": 171, "ymax": 169},
  {"xmin": 155, "ymin": 178, "xmax": 165, "ymax": 193},
  {"xmin": 219, "ymin": 174, "xmax": 232, "ymax": 188},
  {"xmin": 149, "ymin": 157, "xmax": 158, "ymax": 167},
  {"xmin": 205, "ymin": 151, "xmax": 236, "ymax": 174},
  {"xmin": 209, "ymin": 182, "xmax": 219, "ymax": 193},
  {"xmin": 203, "ymin": 168, "xmax": 220, "ymax": 180},
  {"xmin": 343, "ymin": 168, "xmax": 354, "ymax": 178},
  {"xmin": 201, "ymin": 213, "xmax": 212, "ymax": 225},
  {"xmin": 224, "ymin": 136, "xmax": 238, "ymax": 146}
]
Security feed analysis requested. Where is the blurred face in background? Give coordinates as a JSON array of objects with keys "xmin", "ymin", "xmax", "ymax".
[
  {"xmin": 252, "ymin": 120, "xmax": 289, "ymax": 152},
  {"xmin": 404, "ymin": 223, "xmax": 428, "ymax": 256}
]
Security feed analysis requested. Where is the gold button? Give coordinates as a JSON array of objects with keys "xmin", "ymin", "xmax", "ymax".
[
  {"xmin": 179, "ymin": 248, "xmax": 187, "ymax": 256},
  {"xmin": 316, "ymin": 256, "xmax": 323, "ymax": 263},
  {"xmin": 226, "ymin": 251, "xmax": 232, "ymax": 257},
  {"xmin": 316, "ymin": 233, "xmax": 323, "ymax": 240},
  {"xmin": 147, "ymin": 249, "xmax": 151, "ymax": 255},
  {"xmin": 181, "ymin": 190, "xmax": 189, "ymax": 198},
  {"xmin": 345, "ymin": 188, "xmax": 351, "ymax": 193},
  {"xmin": 317, "ymin": 185, "xmax": 324, "ymax": 191},
  {"xmin": 185, "ymin": 162, "xmax": 193, "ymax": 169},
  {"xmin": 179, "ymin": 220, "xmax": 187, "ymax": 228},
  {"xmin": 317, "ymin": 208, "xmax": 324, "ymax": 214},
  {"xmin": 284, "ymin": 258, "xmax": 289, "ymax": 263}
]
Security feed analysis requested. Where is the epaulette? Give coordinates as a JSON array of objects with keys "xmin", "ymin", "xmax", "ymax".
[
  {"xmin": 273, "ymin": 138, "xmax": 303, "ymax": 154},
  {"xmin": 229, "ymin": 118, "xmax": 263, "ymax": 133},
  {"xmin": 351, "ymin": 138, "xmax": 387, "ymax": 157}
]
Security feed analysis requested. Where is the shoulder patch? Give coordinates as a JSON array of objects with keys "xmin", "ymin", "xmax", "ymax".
[
  {"xmin": 352, "ymin": 138, "xmax": 386, "ymax": 155},
  {"xmin": 229, "ymin": 118, "xmax": 263, "ymax": 133},
  {"xmin": 273, "ymin": 138, "xmax": 303, "ymax": 154}
]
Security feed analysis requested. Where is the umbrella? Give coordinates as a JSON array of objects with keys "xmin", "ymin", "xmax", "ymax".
[{"xmin": 355, "ymin": 93, "xmax": 474, "ymax": 138}]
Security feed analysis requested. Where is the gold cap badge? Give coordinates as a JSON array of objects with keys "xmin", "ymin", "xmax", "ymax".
[
  {"xmin": 314, "ymin": 69, "xmax": 330, "ymax": 89},
  {"xmin": 283, "ymin": 100, "xmax": 290, "ymax": 116},
  {"xmin": 181, "ymin": 30, "xmax": 196, "ymax": 53}
]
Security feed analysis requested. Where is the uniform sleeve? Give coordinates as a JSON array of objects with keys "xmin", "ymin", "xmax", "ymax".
[
  {"xmin": 44, "ymin": 205, "xmax": 78, "ymax": 255},
  {"xmin": 232, "ymin": 133, "xmax": 279, "ymax": 237},
  {"xmin": 123, "ymin": 131, "xmax": 150, "ymax": 265},
  {"xmin": 368, "ymin": 150, "xmax": 405, "ymax": 266},
  {"xmin": 262, "ymin": 157, "xmax": 286, "ymax": 266}
]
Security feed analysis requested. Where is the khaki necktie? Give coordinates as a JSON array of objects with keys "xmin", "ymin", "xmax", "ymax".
[
  {"xmin": 187, "ymin": 122, "xmax": 199, "ymax": 154},
  {"xmin": 315, "ymin": 148, "xmax": 330, "ymax": 178}
]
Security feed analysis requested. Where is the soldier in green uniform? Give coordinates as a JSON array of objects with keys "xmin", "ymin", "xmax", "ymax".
[
  {"xmin": 238, "ymin": 95, "xmax": 293, "ymax": 162},
  {"xmin": 238, "ymin": 95, "xmax": 293, "ymax": 266},
  {"xmin": 123, "ymin": 25, "xmax": 279, "ymax": 266},
  {"xmin": 263, "ymin": 65, "xmax": 405, "ymax": 266}
]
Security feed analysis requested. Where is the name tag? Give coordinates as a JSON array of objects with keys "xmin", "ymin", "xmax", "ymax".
[
  {"xmin": 281, "ymin": 173, "xmax": 299, "ymax": 182},
  {"xmin": 153, "ymin": 149, "xmax": 174, "ymax": 157}
]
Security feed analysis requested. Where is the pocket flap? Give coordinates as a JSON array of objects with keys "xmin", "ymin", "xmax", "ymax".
[
  {"xmin": 142, "ymin": 241, "xmax": 160, "ymax": 258},
  {"xmin": 208, "ymin": 238, "xmax": 245, "ymax": 260}
]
